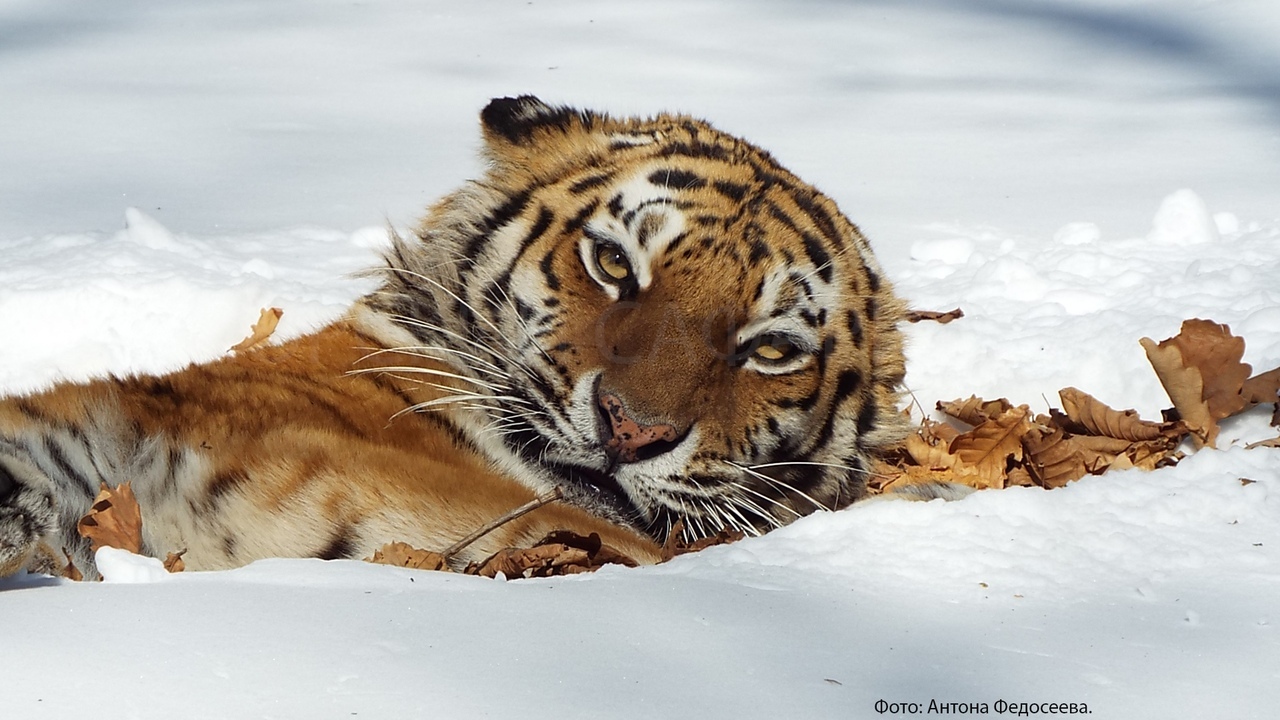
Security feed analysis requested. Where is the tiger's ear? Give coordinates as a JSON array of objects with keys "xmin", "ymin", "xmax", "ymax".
[
  {"xmin": 480, "ymin": 96, "xmax": 579, "ymax": 145},
  {"xmin": 479, "ymin": 96, "xmax": 604, "ymax": 175}
]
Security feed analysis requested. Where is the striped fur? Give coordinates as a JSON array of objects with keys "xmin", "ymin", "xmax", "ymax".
[{"xmin": 0, "ymin": 96, "xmax": 908, "ymax": 578}]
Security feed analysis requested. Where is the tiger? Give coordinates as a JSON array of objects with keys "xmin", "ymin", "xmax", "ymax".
[{"xmin": 0, "ymin": 95, "xmax": 910, "ymax": 580}]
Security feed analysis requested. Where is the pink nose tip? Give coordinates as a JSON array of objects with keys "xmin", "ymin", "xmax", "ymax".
[{"xmin": 598, "ymin": 393, "xmax": 679, "ymax": 463}]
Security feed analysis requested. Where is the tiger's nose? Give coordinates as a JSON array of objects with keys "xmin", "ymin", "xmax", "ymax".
[{"xmin": 597, "ymin": 393, "xmax": 681, "ymax": 463}]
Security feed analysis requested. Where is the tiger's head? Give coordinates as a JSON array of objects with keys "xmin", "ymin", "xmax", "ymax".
[{"xmin": 371, "ymin": 96, "xmax": 908, "ymax": 541}]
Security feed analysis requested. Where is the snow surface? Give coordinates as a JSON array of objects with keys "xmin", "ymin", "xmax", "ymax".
[{"xmin": 2, "ymin": 1, "xmax": 1278, "ymax": 718}]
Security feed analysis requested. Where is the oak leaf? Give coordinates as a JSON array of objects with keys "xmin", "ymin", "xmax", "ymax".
[
  {"xmin": 906, "ymin": 308, "xmax": 964, "ymax": 324},
  {"xmin": 61, "ymin": 547, "xmax": 84, "ymax": 582},
  {"xmin": 77, "ymin": 482, "xmax": 143, "ymax": 554},
  {"xmin": 1141, "ymin": 335, "xmax": 1217, "ymax": 448},
  {"xmin": 163, "ymin": 550, "xmax": 187, "ymax": 573},
  {"xmin": 938, "ymin": 396, "xmax": 1014, "ymax": 428},
  {"xmin": 1139, "ymin": 319, "xmax": 1279, "ymax": 448},
  {"xmin": 948, "ymin": 405, "xmax": 1033, "ymax": 489},
  {"xmin": 905, "ymin": 420, "xmax": 961, "ymax": 470},
  {"xmin": 229, "ymin": 307, "xmax": 283, "ymax": 354},
  {"xmin": 1023, "ymin": 426, "xmax": 1092, "ymax": 489},
  {"xmin": 367, "ymin": 541, "xmax": 450, "ymax": 571},
  {"xmin": 473, "ymin": 531, "xmax": 640, "ymax": 578},
  {"xmin": 1057, "ymin": 387, "xmax": 1169, "ymax": 442}
]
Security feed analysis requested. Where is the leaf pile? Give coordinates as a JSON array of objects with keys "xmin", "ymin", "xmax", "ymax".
[
  {"xmin": 368, "ymin": 531, "xmax": 649, "ymax": 579},
  {"xmin": 873, "ymin": 318, "xmax": 1280, "ymax": 493}
]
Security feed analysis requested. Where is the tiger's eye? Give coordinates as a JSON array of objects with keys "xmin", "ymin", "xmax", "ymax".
[
  {"xmin": 753, "ymin": 337, "xmax": 793, "ymax": 362},
  {"xmin": 596, "ymin": 245, "xmax": 632, "ymax": 281}
]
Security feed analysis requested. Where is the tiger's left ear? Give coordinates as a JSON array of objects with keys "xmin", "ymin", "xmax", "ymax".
[
  {"xmin": 481, "ymin": 96, "xmax": 580, "ymax": 145},
  {"xmin": 479, "ymin": 96, "xmax": 602, "ymax": 175}
]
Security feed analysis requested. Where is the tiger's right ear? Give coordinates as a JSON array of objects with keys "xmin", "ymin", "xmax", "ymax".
[{"xmin": 480, "ymin": 96, "xmax": 579, "ymax": 145}]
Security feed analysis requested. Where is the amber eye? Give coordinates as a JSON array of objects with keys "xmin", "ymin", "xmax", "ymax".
[
  {"xmin": 595, "ymin": 243, "xmax": 633, "ymax": 282},
  {"xmin": 750, "ymin": 335, "xmax": 798, "ymax": 364}
]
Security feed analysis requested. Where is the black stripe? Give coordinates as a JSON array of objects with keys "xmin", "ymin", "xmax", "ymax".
[
  {"xmin": 0, "ymin": 459, "xmax": 17, "ymax": 501},
  {"xmin": 569, "ymin": 172, "xmax": 614, "ymax": 194},
  {"xmin": 208, "ymin": 469, "xmax": 249, "ymax": 501},
  {"xmin": 712, "ymin": 180, "xmax": 749, "ymax": 203},
  {"xmin": 647, "ymin": 168, "xmax": 706, "ymax": 190},
  {"xmin": 801, "ymin": 234, "xmax": 833, "ymax": 283},
  {"xmin": 317, "ymin": 526, "xmax": 358, "ymax": 561},
  {"xmin": 855, "ymin": 401, "xmax": 879, "ymax": 438},
  {"xmin": 41, "ymin": 436, "xmax": 93, "ymax": 496},
  {"xmin": 563, "ymin": 199, "xmax": 600, "ymax": 236},
  {"xmin": 791, "ymin": 191, "xmax": 845, "ymax": 249},
  {"xmin": 606, "ymin": 193, "xmax": 624, "ymax": 219},
  {"xmin": 462, "ymin": 189, "xmax": 533, "ymax": 261},
  {"xmin": 846, "ymin": 309, "xmax": 864, "ymax": 347},
  {"xmin": 658, "ymin": 141, "xmax": 731, "ymax": 162},
  {"xmin": 539, "ymin": 248, "xmax": 561, "ymax": 291}
]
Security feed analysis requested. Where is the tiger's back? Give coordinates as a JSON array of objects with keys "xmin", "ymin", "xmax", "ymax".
[{"xmin": 1, "ymin": 96, "xmax": 908, "ymax": 579}]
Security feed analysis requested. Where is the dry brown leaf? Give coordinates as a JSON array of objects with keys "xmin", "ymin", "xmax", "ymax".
[
  {"xmin": 658, "ymin": 521, "xmax": 745, "ymax": 562},
  {"xmin": 1023, "ymin": 426, "xmax": 1092, "ymax": 489},
  {"xmin": 1242, "ymin": 367, "xmax": 1280, "ymax": 407},
  {"xmin": 1174, "ymin": 320, "xmax": 1251, "ymax": 419},
  {"xmin": 229, "ymin": 307, "xmax": 283, "ymax": 354},
  {"xmin": 60, "ymin": 547, "xmax": 84, "ymax": 581},
  {"xmin": 163, "ymin": 550, "xmax": 187, "ymax": 573},
  {"xmin": 948, "ymin": 406, "xmax": 1032, "ymax": 489},
  {"xmin": 77, "ymin": 482, "xmax": 143, "ymax": 554},
  {"xmin": 1141, "ymin": 335, "xmax": 1217, "ymax": 448},
  {"xmin": 906, "ymin": 308, "xmax": 964, "ymax": 324},
  {"xmin": 1245, "ymin": 437, "xmax": 1280, "ymax": 450},
  {"xmin": 1140, "ymin": 319, "xmax": 1276, "ymax": 449},
  {"xmin": 474, "ymin": 544, "xmax": 590, "ymax": 578},
  {"xmin": 905, "ymin": 423, "xmax": 960, "ymax": 470},
  {"xmin": 1005, "ymin": 466, "xmax": 1036, "ymax": 487},
  {"xmin": 1058, "ymin": 387, "xmax": 1168, "ymax": 442},
  {"xmin": 937, "ymin": 396, "xmax": 1014, "ymax": 427},
  {"xmin": 1112, "ymin": 440, "xmax": 1182, "ymax": 471},
  {"xmin": 367, "ymin": 541, "xmax": 450, "ymax": 571},
  {"xmin": 472, "ymin": 531, "xmax": 641, "ymax": 578},
  {"xmin": 1072, "ymin": 434, "xmax": 1138, "ymax": 455}
]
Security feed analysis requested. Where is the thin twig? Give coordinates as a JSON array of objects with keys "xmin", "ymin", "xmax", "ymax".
[{"xmin": 441, "ymin": 486, "xmax": 564, "ymax": 561}]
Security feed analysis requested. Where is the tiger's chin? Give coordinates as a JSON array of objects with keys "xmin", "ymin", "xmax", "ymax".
[{"xmin": 542, "ymin": 460, "xmax": 649, "ymax": 530}]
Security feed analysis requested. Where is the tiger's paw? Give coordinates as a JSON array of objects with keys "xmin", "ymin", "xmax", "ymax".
[{"xmin": 0, "ymin": 454, "xmax": 60, "ymax": 577}]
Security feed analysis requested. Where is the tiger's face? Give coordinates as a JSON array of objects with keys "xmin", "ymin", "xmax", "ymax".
[{"xmin": 377, "ymin": 96, "xmax": 907, "ymax": 541}]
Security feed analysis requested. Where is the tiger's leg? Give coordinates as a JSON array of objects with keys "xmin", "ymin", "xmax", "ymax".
[
  {"xmin": 0, "ymin": 392, "xmax": 175, "ymax": 580},
  {"xmin": 0, "ymin": 450, "xmax": 63, "ymax": 577}
]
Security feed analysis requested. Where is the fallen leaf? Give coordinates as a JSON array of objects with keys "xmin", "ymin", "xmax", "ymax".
[
  {"xmin": 937, "ymin": 396, "xmax": 1014, "ymax": 428},
  {"xmin": 1140, "ymin": 335, "xmax": 1216, "ymax": 448},
  {"xmin": 1172, "ymin": 320, "xmax": 1250, "ymax": 420},
  {"xmin": 367, "ymin": 541, "xmax": 450, "ymax": 571},
  {"xmin": 1243, "ymin": 367, "xmax": 1280, "ymax": 407},
  {"xmin": 61, "ymin": 547, "xmax": 83, "ymax": 582},
  {"xmin": 948, "ymin": 406, "xmax": 1032, "ymax": 489},
  {"xmin": 163, "ymin": 550, "xmax": 187, "ymax": 573},
  {"xmin": 76, "ymin": 482, "xmax": 143, "ymax": 554},
  {"xmin": 472, "ymin": 531, "xmax": 640, "ymax": 578},
  {"xmin": 1023, "ymin": 426, "xmax": 1091, "ymax": 489},
  {"xmin": 906, "ymin": 308, "xmax": 964, "ymax": 324},
  {"xmin": 659, "ymin": 520, "xmax": 745, "ymax": 561},
  {"xmin": 1057, "ymin": 387, "xmax": 1169, "ymax": 442},
  {"xmin": 905, "ymin": 422, "xmax": 960, "ymax": 470},
  {"xmin": 1245, "ymin": 437, "xmax": 1280, "ymax": 450},
  {"xmin": 229, "ymin": 307, "xmax": 283, "ymax": 354}
]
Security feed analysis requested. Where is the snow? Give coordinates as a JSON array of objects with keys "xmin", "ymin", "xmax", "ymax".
[{"xmin": 2, "ymin": 1, "xmax": 1279, "ymax": 718}]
